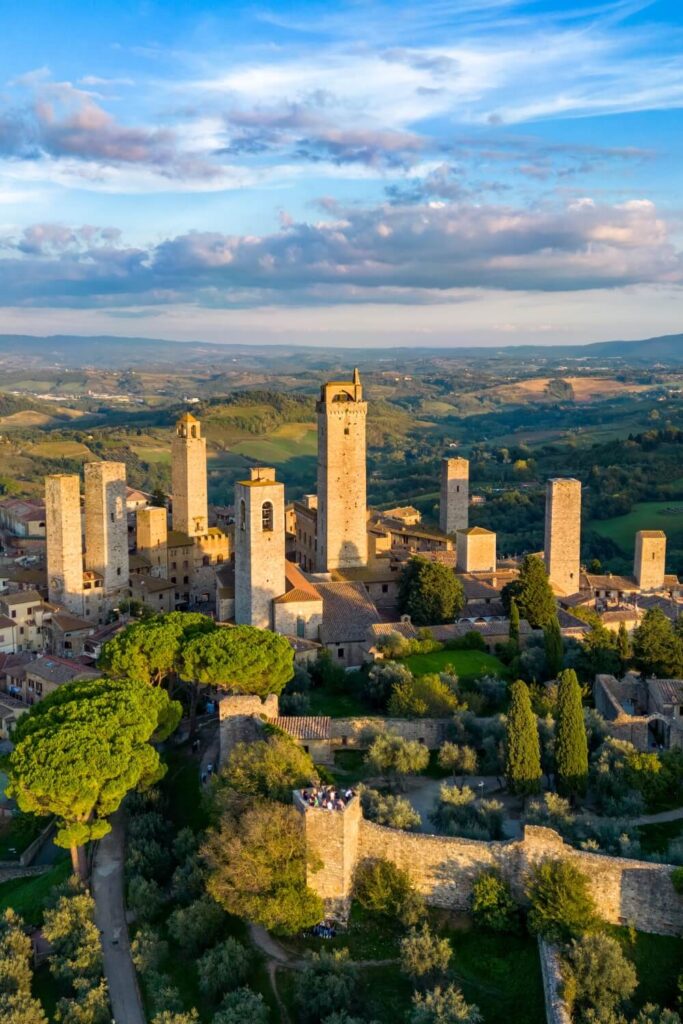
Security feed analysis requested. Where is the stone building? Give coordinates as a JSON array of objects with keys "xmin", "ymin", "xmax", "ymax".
[
  {"xmin": 273, "ymin": 562, "xmax": 324, "ymax": 640},
  {"xmin": 84, "ymin": 461, "xmax": 129, "ymax": 601},
  {"xmin": 456, "ymin": 526, "xmax": 496, "ymax": 573},
  {"xmin": 136, "ymin": 506, "xmax": 168, "ymax": 578},
  {"xmin": 316, "ymin": 369, "xmax": 368, "ymax": 571},
  {"xmin": 439, "ymin": 457, "xmax": 469, "ymax": 535},
  {"xmin": 634, "ymin": 530, "xmax": 666, "ymax": 591},
  {"xmin": 235, "ymin": 467, "xmax": 286, "ymax": 629},
  {"xmin": 45, "ymin": 474, "xmax": 84, "ymax": 615},
  {"xmin": 544, "ymin": 478, "xmax": 581, "ymax": 595},
  {"xmin": 171, "ymin": 413, "xmax": 208, "ymax": 537}
]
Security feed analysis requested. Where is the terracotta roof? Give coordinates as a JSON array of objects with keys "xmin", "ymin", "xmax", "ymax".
[
  {"xmin": 649, "ymin": 679, "xmax": 683, "ymax": 704},
  {"xmin": 129, "ymin": 553, "xmax": 152, "ymax": 571},
  {"xmin": 458, "ymin": 526, "xmax": 495, "ymax": 536},
  {"xmin": 0, "ymin": 589, "xmax": 43, "ymax": 606},
  {"xmin": 601, "ymin": 609, "xmax": 640, "ymax": 623},
  {"xmin": 167, "ymin": 530, "xmax": 194, "ymax": 548},
  {"xmin": 51, "ymin": 611, "xmax": 92, "ymax": 633},
  {"xmin": 0, "ymin": 615, "xmax": 15, "ymax": 630},
  {"xmin": 27, "ymin": 657, "xmax": 99, "ymax": 685},
  {"xmin": 274, "ymin": 588, "xmax": 322, "ymax": 605},
  {"xmin": 557, "ymin": 609, "xmax": 589, "ymax": 631},
  {"xmin": 317, "ymin": 581, "xmax": 381, "ymax": 643},
  {"xmin": 131, "ymin": 576, "xmax": 174, "ymax": 593},
  {"xmin": 585, "ymin": 573, "xmax": 638, "ymax": 591},
  {"xmin": 269, "ymin": 716, "xmax": 331, "ymax": 740}
]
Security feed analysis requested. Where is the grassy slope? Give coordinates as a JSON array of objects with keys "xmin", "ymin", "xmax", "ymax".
[
  {"xmin": 589, "ymin": 500, "xmax": 683, "ymax": 553},
  {"xmin": 404, "ymin": 649, "xmax": 508, "ymax": 680},
  {"xmin": 0, "ymin": 859, "xmax": 70, "ymax": 925}
]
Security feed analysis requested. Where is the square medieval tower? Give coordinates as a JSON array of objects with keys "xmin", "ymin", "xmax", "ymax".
[{"xmin": 316, "ymin": 369, "xmax": 368, "ymax": 571}]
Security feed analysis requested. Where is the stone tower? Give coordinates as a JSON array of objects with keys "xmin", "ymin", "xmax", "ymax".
[
  {"xmin": 316, "ymin": 368, "xmax": 368, "ymax": 571},
  {"xmin": 294, "ymin": 790, "xmax": 361, "ymax": 918},
  {"xmin": 84, "ymin": 461, "xmax": 128, "ymax": 595},
  {"xmin": 136, "ymin": 506, "xmax": 168, "ymax": 578},
  {"xmin": 634, "ymin": 530, "xmax": 666, "ymax": 591},
  {"xmin": 544, "ymin": 478, "xmax": 582, "ymax": 594},
  {"xmin": 45, "ymin": 474, "xmax": 84, "ymax": 614},
  {"xmin": 440, "ymin": 457, "xmax": 469, "ymax": 534},
  {"xmin": 171, "ymin": 413, "xmax": 208, "ymax": 537},
  {"xmin": 456, "ymin": 526, "xmax": 496, "ymax": 573},
  {"xmin": 234, "ymin": 467, "xmax": 286, "ymax": 629}
]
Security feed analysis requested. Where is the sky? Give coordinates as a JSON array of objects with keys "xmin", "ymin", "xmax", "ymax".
[{"xmin": 0, "ymin": 0, "xmax": 682, "ymax": 347}]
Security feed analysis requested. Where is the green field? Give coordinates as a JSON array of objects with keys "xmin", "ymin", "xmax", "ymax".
[
  {"xmin": 132, "ymin": 445, "xmax": 172, "ymax": 464},
  {"xmin": 30, "ymin": 439, "xmax": 93, "ymax": 459},
  {"xmin": 0, "ymin": 860, "xmax": 70, "ymax": 925},
  {"xmin": 231, "ymin": 422, "xmax": 317, "ymax": 463},
  {"xmin": 589, "ymin": 501, "xmax": 683, "ymax": 553},
  {"xmin": 404, "ymin": 649, "xmax": 508, "ymax": 680}
]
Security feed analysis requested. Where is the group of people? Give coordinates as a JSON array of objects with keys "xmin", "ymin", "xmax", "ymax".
[
  {"xmin": 304, "ymin": 920, "xmax": 338, "ymax": 940},
  {"xmin": 301, "ymin": 785, "xmax": 355, "ymax": 811}
]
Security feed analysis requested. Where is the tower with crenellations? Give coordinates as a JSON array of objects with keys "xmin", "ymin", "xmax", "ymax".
[
  {"xmin": 544, "ymin": 477, "xmax": 582, "ymax": 594},
  {"xmin": 46, "ymin": 474, "xmax": 84, "ymax": 615},
  {"xmin": 171, "ymin": 413, "xmax": 208, "ymax": 537},
  {"xmin": 634, "ymin": 530, "xmax": 666, "ymax": 591},
  {"xmin": 84, "ymin": 461, "xmax": 129, "ymax": 597},
  {"xmin": 234, "ymin": 467, "xmax": 286, "ymax": 629},
  {"xmin": 440, "ymin": 457, "xmax": 469, "ymax": 535},
  {"xmin": 316, "ymin": 368, "xmax": 368, "ymax": 571}
]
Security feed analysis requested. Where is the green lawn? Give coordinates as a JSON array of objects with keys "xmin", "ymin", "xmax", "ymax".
[
  {"xmin": 445, "ymin": 924, "xmax": 546, "ymax": 1024},
  {"xmin": 638, "ymin": 818, "xmax": 683, "ymax": 855},
  {"xmin": 0, "ymin": 859, "xmax": 70, "ymax": 925},
  {"xmin": 609, "ymin": 926, "xmax": 683, "ymax": 1013},
  {"xmin": 404, "ymin": 648, "xmax": 508, "ymax": 681},
  {"xmin": 0, "ymin": 812, "xmax": 49, "ymax": 860},
  {"xmin": 309, "ymin": 687, "xmax": 369, "ymax": 717},
  {"xmin": 589, "ymin": 501, "xmax": 683, "ymax": 554}
]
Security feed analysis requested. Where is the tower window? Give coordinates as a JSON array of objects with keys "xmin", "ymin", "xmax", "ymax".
[
  {"xmin": 344, "ymin": 427, "xmax": 350, "ymax": 436},
  {"xmin": 262, "ymin": 501, "xmax": 274, "ymax": 532},
  {"xmin": 240, "ymin": 499, "xmax": 246, "ymax": 531}
]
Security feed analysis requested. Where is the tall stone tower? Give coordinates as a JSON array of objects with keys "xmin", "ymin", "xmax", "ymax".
[
  {"xmin": 634, "ymin": 530, "xmax": 666, "ymax": 591},
  {"xmin": 84, "ymin": 461, "xmax": 128, "ymax": 595},
  {"xmin": 234, "ymin": 467, "xmax": 286, "ymax": 629},
  {"xmin": 544, "ymin": 478, "xmax": 582, "ymax": 594},
  {"xmin": 171, "ymin": 413, "xmax": 208, "ymax": 537},
  {"xmin": 440, "ymin": 457, "xmax": 469, "ymax": 534},
  {"xmin": 136, "ymin": 506, "xmax": 168, "ymax": 578},
  {"xmin": 316, "ymin": 369, "xmax": 368, "ymax": 571},
  {"xmin": 46, "ymin": 474, "xmax": 84, "ymax": 614}
]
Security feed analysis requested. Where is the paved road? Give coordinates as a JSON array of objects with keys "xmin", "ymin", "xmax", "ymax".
[{"xmin": 92, "ymin": 812, "xmax": 146, "ymax": 1024}]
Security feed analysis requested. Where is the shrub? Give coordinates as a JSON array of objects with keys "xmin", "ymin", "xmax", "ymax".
[
  {"xmin": 353, "ymin": 858, "xmax": 425, "ymax": 926},
  {"xmin": 127, "ymin": 874, "xmax": 165, "ymax": 923},
  {"xmin": 388, "ymin": 673, "xmax": 461, "ymax": 718},
  {"xmin": 561, "ymin": 933, "xmax": 636, "ymax": 1023},
  {"xmin": 431, "ymin": 785, "xmax": 504, "ymax": 841},
  {"xmin": 55, "ymin": 979, "xmax": 110, "ymax": 1024},
  {"xmin": 359, "ymin": 786, "xmax": 421, "ymax": 831},
  {"xmin": 131, "ymin": 926, "xmax": 168, "ymax": 975},
  {"xmin": 152, "ymin": 1013, "xmax": 200, "ymax": 1024},
  {"xmin": 42, "ymin": 893, "xmax": 102, "ymax": 985},
  {"xmin": 471, "ymin": 870, "xmax": 518, "ymax": 932},
  {"xmin": 437, "ymin": 743, "xmax": 478, "ymax": 782},
  {"xmin": 365, "ymin": 734, "xmax": 430, "ymax": 790},
  {"xmin": 213, "ymin": 987, "xmax": 270, "ymax": 1024},
  {"xmin": 445, "ymin": 632, "xmax": 487, "ymax": 652},
  {"xmin": 294, "ymin": 949, "xmax": 358, "ymax": 1023},
  {"xmin": 197, "ymin": 938, "xmax": 252, "ymax": 999},
  {"xmin": 221, "ymin": 735, "xmax": 318, "ymax": 802},
  {"xmin": 409, "ymin": 984, "xmax": 482, "ymax": 1023},
  {"xmin": 400, "ymin": 923, "xmax": 452, "ymax": 981},
  {"xmin": 365, "ymin": 662, "xmax": 414, "ymax": 709},
  {"xmin": 671, "ymin": 867, "xmax": 683, "ymax": 894},
  {"xmin": 145, "ymin": 971, "xmax": 185, "ymax": 1015},
  {"xmin": 167, "ymin": 896, "xmax": 226, "ymax": 955},
  {"xmin": 526, "ymin": 859, "xmax": 598, "ymax": 943}
]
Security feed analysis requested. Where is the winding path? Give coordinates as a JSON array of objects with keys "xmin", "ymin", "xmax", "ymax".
[{"xmin": 92, "ymin": 812, "xmax": 146, "ymax": 1024}]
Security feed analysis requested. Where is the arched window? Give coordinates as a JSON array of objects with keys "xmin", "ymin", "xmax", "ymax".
[
  {"xmin": 191, "ymin": 425, "xmax": 197, "ymax": 438},
  {"xmin": 262, "ymin": 501, "xmax": 274, "ymax": 532},
  {"xmin": 240, "ymin": 499, "xmax": 246, "ymax": 531}
]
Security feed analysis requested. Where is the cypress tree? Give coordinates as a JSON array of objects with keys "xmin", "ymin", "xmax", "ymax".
[
  {"xmin": 544, "ymin": 615, "xmax": 564, "ymax": 678},
  {"xmin": 617, "ymin": 621, "xmax": 630, "ymax": 668},
  {"xmin": 509, "ymin": 598, "xmax": 520, "ymax": 648},
  {"xmin": 506, "ymin": 555, "xmax": 557, "ymax": 629},
  {"xmin": 555, "ymin": 668, "xmax": 588, "ymax": 797},
  {"xmin": 505, "ymin": 680, "xmax": 542, "ymax": 796}
]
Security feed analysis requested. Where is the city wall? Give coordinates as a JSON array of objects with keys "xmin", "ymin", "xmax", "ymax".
[{"xmin": 300, "ymin": 800, "xmax": 683, "ymax": 937}]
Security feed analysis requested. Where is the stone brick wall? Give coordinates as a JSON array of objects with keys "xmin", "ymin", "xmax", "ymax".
[
  {"xmin": 300, "ymin": 804, "xmax": 683, "ymax": 936},
  {"xmin": 218, "ymin": 693, "xmax": 279, "ymax": 761},
  {"xmin": 84, "ymin": 461, "xmax": 129, "ymax": 597},
  {"xmin": 538, "ymin": 940, "xmax": 572, "ymax": 1024},
  {"xmin": 46, "ymin": 473, "xmax": 84, "ymax": 614},
  {"xmin": 634, "ymin": 530, "xmax": 666, "ymax": 590},
  {"xmin": 330, "ymin": 716, "xmax": 451, "ymax": 750}
]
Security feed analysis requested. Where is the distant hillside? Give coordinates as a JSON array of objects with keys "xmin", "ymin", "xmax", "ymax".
[{"xmin": 0, "ymin": 330, "xmax": 681, "ymax": 368}]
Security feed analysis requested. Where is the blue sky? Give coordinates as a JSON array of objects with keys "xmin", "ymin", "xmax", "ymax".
[{"xmin": 0, "ymin": 0, "xmax": 682, "ymax": 347}]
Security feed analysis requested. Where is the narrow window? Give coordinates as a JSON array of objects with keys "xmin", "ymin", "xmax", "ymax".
[
  {"xmin": 262, "ymin": 501, "xmax": 274, "ymax": 532},
  {"xmin": 240, "ymin": 499, "xmax": 246, "ymax": 531}
]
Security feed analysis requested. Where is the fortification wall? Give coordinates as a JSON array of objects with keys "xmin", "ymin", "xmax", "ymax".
[
  {"xmin": 301, "ymin": 805, "xmax": 683, "ymax": 936},
  {"xmin": 330, "ymin": 716, "xmax": 451, "ymax": 749},
  {"xmin": 218, "ymin": 693, "xmax": 279, "ymax": 760}
]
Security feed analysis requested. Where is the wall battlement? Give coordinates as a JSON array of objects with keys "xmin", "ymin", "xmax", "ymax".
[{"xmin": 296, "ymin": 796, "xmax": 683, "ymax": 936}]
